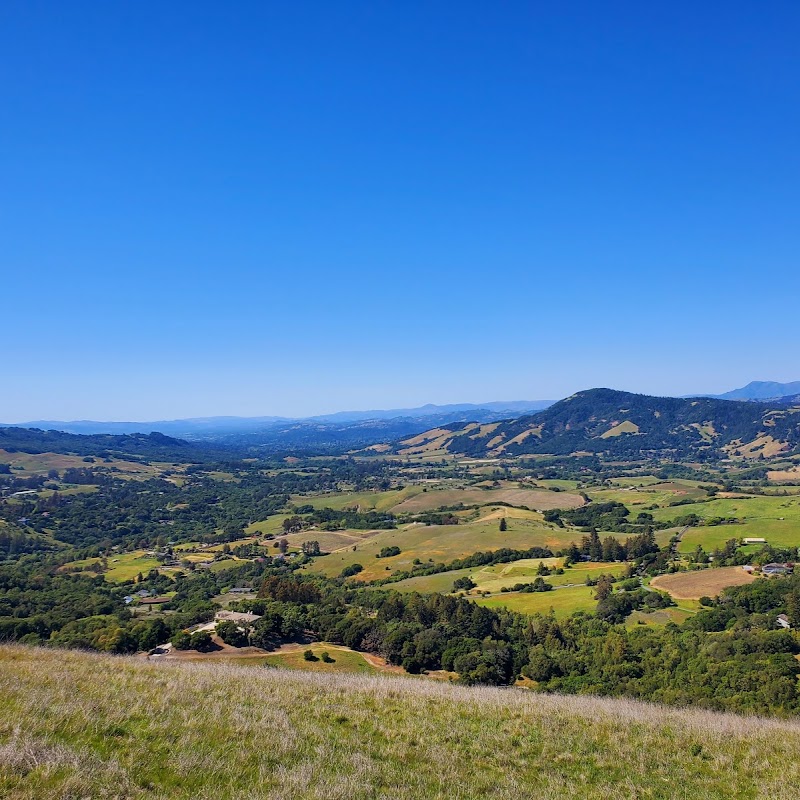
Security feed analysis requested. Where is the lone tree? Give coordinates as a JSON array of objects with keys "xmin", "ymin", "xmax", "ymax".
[
  {"xmin": 595, "ymin": 575, "xmax": 614, "ymax": 601},
  {"xmin": 453, "ymin": 575, "xmax": 477, "ymax": 592},
  {"xmin": 499, "ymin": 517, "xmax": 507, "ymax": 532}
]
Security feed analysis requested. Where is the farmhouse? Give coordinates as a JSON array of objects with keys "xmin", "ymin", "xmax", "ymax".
[
  {"xmin": 762, "ymin": 563, "xmax": 793, "ymax": 577},
  {"xmin": 777, "ymin": 614, "xmax": 791, "ymax": 630}
]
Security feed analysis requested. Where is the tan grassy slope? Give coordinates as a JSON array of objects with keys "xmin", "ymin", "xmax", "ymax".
[{"xmin": 2, "ymin": 646, "xmax": 800, "ymax": 800}]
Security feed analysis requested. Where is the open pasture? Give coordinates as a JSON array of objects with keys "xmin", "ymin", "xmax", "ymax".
[
  {"xmin": 304, "ymin": 507, "xmax": 592, "ymax": 582},
  {"xmin": 650, "ymin": 566, "xmax": 757, "ymax": 600},
  {"xmin": 245, "ymin": 515, "xmax": 294, "ymax": 536},
  {"xmin": 626, "ymin": 607, "xmax": 696, "ymax": 626},
  {"xmin": 257, "ymin": 644, "xmax": 377, "ymax": 674},
  {"xmin": 282, "ymin": 528, "xmax": 377, "ymax": 553},
  {"xmin": 391, "ymin": 559, "xmax": 624, "ymax": 595},
  {"xmin": 391, "ymin": 485, "xmax": 585, "ymax": 514},
  {"xmin": 246, "ymin": 517, "xmax": 388, "ymax": 554},
  {"xmin": 291, "ymin": 486, "xmax": 424, "ymax": 512},
  {"xmin": 650, "ymin": 495, "xmax": 800, "ymax": 552},
  {"xmin": 586, "ymin": 481, "xmax": 707, "ymax": 508},
  {"xmin": 60, "ymin": 550, "xmax": 168, "ymax": 583},
  {"xmin": 476, "ymin": 583, "xmax": 600, "ymax": 618}
]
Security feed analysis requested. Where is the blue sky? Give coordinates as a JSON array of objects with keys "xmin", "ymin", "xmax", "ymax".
[{"xmin": 2, "ymin": 2, "xmax": 799, "ymax": 421}]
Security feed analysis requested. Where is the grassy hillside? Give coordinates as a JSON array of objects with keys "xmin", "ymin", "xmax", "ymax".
[
  {"xmin": 2, "ymin": 646, "xmax": 800, "ymax": 799},
  {"xmin": 303, "ymin": 507, "xmax": 586, "ymax": 581}
]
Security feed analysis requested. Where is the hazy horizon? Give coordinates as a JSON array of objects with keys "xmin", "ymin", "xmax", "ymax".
[{"xmin": 4, "ymin": 378, "xmax": 798, "ymax": 425}]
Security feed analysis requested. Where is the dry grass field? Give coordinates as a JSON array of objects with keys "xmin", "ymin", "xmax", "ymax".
[
  {"xmin": 0, "ymin": 449, "xmax": 168, "ymax": 480},
  {"xmin": 650, "ymin": 567, "xmax": 757, "ymax": 600},
  {"xmin": 3, "ymin": 645, "xmax": 800, "ymax": 798}
]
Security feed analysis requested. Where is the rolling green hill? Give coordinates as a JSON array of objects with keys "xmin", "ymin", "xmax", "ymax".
[
  {"xmin": 2, "ymin": 645, "xmax": 800, "ymax": 799},
  {"xmin": 394, "ymin": 388, "xmax": 800, "ymax": 460}
]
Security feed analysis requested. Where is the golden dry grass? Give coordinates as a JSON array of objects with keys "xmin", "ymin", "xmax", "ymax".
[
  {"xmin": 650, "ymin": 567, "xmax": 757, "ymax": 600},
  {"xmin": 3, "ymin": 645, "xmax": 800, "ymax": 798}
]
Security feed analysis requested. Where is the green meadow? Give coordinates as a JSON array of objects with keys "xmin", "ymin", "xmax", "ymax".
[
  {"xmin": 258, "ymin": 644, "xmax": 376, "ymax": 674},
  {"xmin": 61, "ymin": 550, "xmax": 167, "ymax": 583},
  {"xmin": 650, "ymin": 494, "xmax": 800, "ymax": 552},
  {"xmin": 291, "ymin": 485, "xmax": 424, "ymax": 512},
  {"xmin": 476, "ymin": 583, "xmax": 602, "ymax": 618},
  {"xmin": 391, "ymin": 559, "xmax": 624, "ymax": 595},
  {"xmin": 586, "ymin": 481, "xmax": 707, "ymax": 508}
]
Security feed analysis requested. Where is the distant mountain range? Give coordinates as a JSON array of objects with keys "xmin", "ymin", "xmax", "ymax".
[
  {"xmin": 705, "ymin": 380, "xmax": 800, "ymax": 402},
  {"xmin": 3, "ymin": 400, "xmax": 553, "ymax": 439},
  {"xmin": 4, "ymin": 381, "xmax": 800, "ymax": 460},
  {"xmin": 393, "ymin": 388, "xmax": 800, "ymax": 460}
]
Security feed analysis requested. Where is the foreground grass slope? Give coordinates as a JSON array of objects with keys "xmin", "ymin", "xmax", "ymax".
[{"xmin": 2, "ymin": 647, "xmax": 800, "ymax": 799}]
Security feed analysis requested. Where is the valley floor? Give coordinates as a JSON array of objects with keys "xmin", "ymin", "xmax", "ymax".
[{"xmin": 2, "ymin": 645, "xmax": 800, "ymax": 799}]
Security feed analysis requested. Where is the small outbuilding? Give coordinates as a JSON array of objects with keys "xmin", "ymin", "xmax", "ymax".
[
  {"xmin": 762, "ymin": 563, "xmax": 793, "ymax": 577},
  {"xmin": 214, "ymin": 610, "xmax": 261, "ymax": 624}
]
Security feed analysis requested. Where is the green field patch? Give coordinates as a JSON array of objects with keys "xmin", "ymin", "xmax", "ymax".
[
  {"xmin": 391, "ymin": 485, "xmax": 584, "ymax": 514},
  {"xmin": 258, "ymin": 644, "xmax": 376, "ymax": 674},
  {"xmin": 391, "ymin": 559, "xmax": 624, "ymax": 595},
  {"xmin": 607, "ymin": 476, "xmax": 661, "ymax": 487},
  {"xmin": 626, "ymin": 607, "xmax": 694, "ymax": 627},
  {"xmin": 586, "ymin": 482, "xmax": 707, "ymax": 508},
  {"xmin": 245, "ymin": 515, "xmax": 294, "ymax": 536},
  {"xmin": 206, "ymin": 537, "xmax": 260, "ymax": 552},
  {"xmin": 204, "ymin": 558, "xmax": 245, "ymax": 573},
  {"xmin": 650, "ymin": 495, "xmax": 800, "ymax": 552},
  {"xmin": 476, "ymin": 583, "xmax": 600, "ymax": 618},
  {"xmin": 292, "ymin": 486, "xmax": 423, "ymax": 513},
  {"xmin": 61, "ymin": 550, "xmax": 167, "ymax": 583},
  {"xmin": 533, "ymin": 479, "xmax": 581, "ymax": 490}
]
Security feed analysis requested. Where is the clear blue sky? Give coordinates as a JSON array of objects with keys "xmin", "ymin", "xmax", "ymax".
[{"xmin": 2, "ymin": 2, "xmax": 799, "ymax": 421}]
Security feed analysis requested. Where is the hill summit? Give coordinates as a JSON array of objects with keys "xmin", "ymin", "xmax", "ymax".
[{"xmin": 393, "ymin": 388, "xmax": 800, "ymax": 459}]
